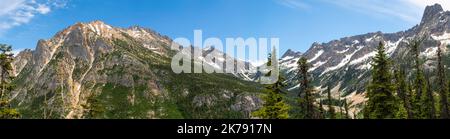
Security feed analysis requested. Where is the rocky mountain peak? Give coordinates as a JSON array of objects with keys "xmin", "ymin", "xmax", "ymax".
[
  {"xmin": 281, "ymin": 49, "xmax": 302, "ymax": 58},
  {"xmin": 11, "ymin": 19, "xmax": 264, "ymax": 119},
  {"xmin": 419, "ymin": 4, "xmax": 449, "ymax": 34},
  {"xmin": 423, "ymin": 3, "xmax": 444, "ymax": 19}
]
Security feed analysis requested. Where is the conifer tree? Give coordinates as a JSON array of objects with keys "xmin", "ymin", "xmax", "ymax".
[
  {"xmin": 83, "ymin": 93, "xmax": 105, "ymax": 119},
  {"xmin": 343, "ymin": 99, "xmax": 350, "ymax": 119},
  {"xmin": 318, "ymin": 99, "xmax": 325, "ymax": 119},
  {"xmin": 363, "ymin": 42, "xmax": 397, "ymax": 119},
  {"xmin": 394, "ymin": 67, "xmax": 414, "ymax": 118},
  {"xmin": 338, "ymin": 92, "xmax": 343, "ymax": 119},
  {"xmin": 297, "ymin": 57, "xmax": 317, "ymax": 119},
  {"xmin": 327, "ymin": 86, "xmax": 336, "ymax": 119},
  {"xmin": 420, "ymin": 76, "xmax": 436, "ymax": 119},
  {"xmin": 253, "ymin": 52, "xmax": 290, "ymax": 119},
  {"xmin": 410, "ymin": 39, "xmax": 427, "ymax": 118},
  {"xmin": 436, "ymin": 46, "xmax": 449, "ymax": 119},
  {"xmin": 0, "ymin": 44, "xmax": 20, "ymax": 119}
]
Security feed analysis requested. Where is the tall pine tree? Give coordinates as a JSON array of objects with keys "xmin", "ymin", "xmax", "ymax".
[
  {"xmin": 0, "ymin": 44, "xmax": 20, "ymax": 119},
  {"xmin": 253, "ymin": 52, "xmax": 290, "ymax": 119},
  {"xmin": 297, "ymin": 57, "xmax": 317, "ymax": 119},
  {"xmin": 318, "ymin": 99, "xmax": 325, "ymax": 119},
  {"xmin": 327, "ymin": 86, "xmax": 336, "ymax": 119},
  {"xmin": 363, "ymin": 42, "xmax": 397, "ymax": 119},
  {"xmin": 338, "ymin": 91, "xmax": 343, "ymax": 119},
  {"xmin": 437, "ymin": 46, "xmax": 449, "ymax": 119},
  {"xmin": 410, "ymin": 39, "xmax": 427, "ymax": 118},
  {"xmin": 343, "ymin": 99, "xmax": 350, "ymax": 119},
  {"xmin": 394, "ymin": 67, "xmax": 414, "ymax": 118},
  {"xmin": 423, "ymin": 76, "xmax": 436, "ymax": 119}
]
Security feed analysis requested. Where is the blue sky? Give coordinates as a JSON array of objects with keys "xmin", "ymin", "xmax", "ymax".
[{"xmin": 1, "ymin": 0, "xmax": 449, "ymax": 54}]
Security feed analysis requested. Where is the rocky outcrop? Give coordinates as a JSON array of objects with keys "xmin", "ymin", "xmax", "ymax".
[{"xmin": 11, "ymin": 21, "xmax": 263, "ymax": 119}]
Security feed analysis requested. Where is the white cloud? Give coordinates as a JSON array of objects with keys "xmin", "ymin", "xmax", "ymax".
[
  {"xmin": 0, "ymin": 0, "xmax": 68, "ymax": 34},
  {"xmin": 281, "ymin": 0, "xmax": 450, "ymax": 24},
  {"xmin": 36, "ymin": 4, "xmax": 51, "ymax": 14},
  {"xmin": 405, "ymin": 0, "xmax": 450, "ymax": 11},
  {"xmin": 276, "ymin": 0, "xmax": 311, "ymax": 10},
  {"xmin": 320, "ymin": 0, "xmax": 423, "ymax": 23}
]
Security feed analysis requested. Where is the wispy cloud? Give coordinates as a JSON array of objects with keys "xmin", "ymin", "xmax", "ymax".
[
  {"xmin": 275, "ymin": 0, "xmax": 450, "ymax": 23},
  {"xmin": 276, "ymin": 0, "xmax": 311, "ymax": 10},
  {"xmin": 320, "ymin": 0, "xmax": 450, "ymax": 24},
  {"xmin": 0, "ymin": 0, "xmax": 69, "ymax": 34}
]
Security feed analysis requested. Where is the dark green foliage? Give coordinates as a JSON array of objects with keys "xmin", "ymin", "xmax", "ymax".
[
  {"xmin": 343, "ymin": 99, "xmax": 350, "ymax": 119},
  {"xmin": 363, "ymin": 42, "xmax": 397, "ymax": 119},
  {"xmin": 0, "ymin": 44, "xmax": 20, "ymax": 119},
  {"xmin": 297, "ymin": 57, "xmax": 318, "ymax": 119},
  {"xmin": 422, "ymin": 77, "xmax": 436, "ymax": 119},
  {"xmin": 83, "ymin": 93, "xmax": 105, "ymax": 119},
  {"xmin": 326, "ymin": 86, "xmax": 336, "ymax": 119},
  {"xmin": 410, "ymin": 39, "xmax": 427, "ymax": 118},
  {"xmin": 253, "ymin": 53, "xmax": 290, "ymax": 119},
  {"xmin": 394, "ymin": 67, "xmax": 414, "ymax": 118},
  {"xmin": 318, "ymin": 99, "xmax": 325, "ymax": 119},
  {"xmin": 252, "ymin": 76, "xmax": 290, "ymax": 119},
  {"xmin": 437, "ymin": 46, "xmax": 449, "ymax": 119},
  {"xmin": 166, "ymin": 71, "xmax": 261, "ymax": 119}
]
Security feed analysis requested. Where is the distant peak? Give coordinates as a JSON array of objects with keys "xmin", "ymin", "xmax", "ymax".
[
  {"xmin": 425, "ymin": 3, "xmax": 444, "ymax": 14},
  {"xmin": 127, "ymin": 25, "xmax": 158, "ymax": 34},
  {"xmin": 421, "ymin": 4, "xmax": 444, "ymax": 22},
  {"xmin": 90, "ymin": 20, "xmax": 106, "ymax": 24},
  {"xmin": 285, "ymin": 49, "xmax": 297, "ymax": 54},
  {"xmin": 282, "ymin": 49, "xmax": 302, "ymax": 58}
]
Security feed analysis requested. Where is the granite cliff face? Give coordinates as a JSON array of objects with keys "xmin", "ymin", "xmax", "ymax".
[{"xmin": 11, "ymin": 21, "xmax": 263, "ymax": 119}]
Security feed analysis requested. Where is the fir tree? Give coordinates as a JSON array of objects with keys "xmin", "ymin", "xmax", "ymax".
[
  {"xmin": 425, "ymin": 77, "xmax": 436, "ymax": 119},
  {"xmin": 83, "ymin": 93, "xmax": 105, "ymax": 119},
  {"xmin": 338, "ymin": 92, "xmax": 343, "ymax": 119},
  {"xmin": 436, "ymin": 46, "xmax": 449, "ymax": 119},
  {"xmin": 394, "ymin": 67, "xmax": 414, "ymax": 118},
  {"xmin": 318, "ymin": 99, "xmax": 325, "ymax": 119},
  {"xmin": 363, "ymin": 42, "xmax": 397, "ymax": 119},
  {"xmin": 410, "ymin": 39, "xmax": 427, "ymax": 118},
  {"xmin": 343, "ymin": 99, "xmax": 350, "ymax": 119},
  {"xmin": 327, "ymin": 86, "xmax": 336, "ymax": 119},
  {"xmin": 297, "ymin": 57, "xmax": 317, "ymax": 119},
  {"xmin": 253, "ymin": 52, "xmax": 290, "ymax": 119},
  {"xmin": 0, "ymin": 44, "xmax": 20, "ymax": 119}
]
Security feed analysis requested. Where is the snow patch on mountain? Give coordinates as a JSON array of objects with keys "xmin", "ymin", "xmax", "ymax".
[
  {"xmin": 336, "ymin": 48, "xmax": 350, "ymax": 54},
  {"xmin": 308, "ymin": 50, "xmax": 324, "ymax": 63},
  {"xmin": 321, "ymin": 46, "xmax": 363, "ymax": 76},
  {"xmin": 281, "ymin": 56, "xmax": 295, "ymax": 62},
  {"xmin": 386, "ymin": 38, "xmax": 403, "ymax": 55},
  {"xmin": 432, "ymin": 32, "xmax": 450, "ymax": 45},
  {"xmin": 349, "ymin": 51, "xmax": 376, "ymax": 66},
  {"xmin": 421, "ymin": 47, "xmax": 438, "ymax": 58},
  {"xmin": 309, "ymin": 60, "xmax": 328, "ymax": 72}
]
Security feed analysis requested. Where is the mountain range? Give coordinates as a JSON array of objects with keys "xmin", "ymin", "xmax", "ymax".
[
  {"xmin": 11, "ymin": 21, "xmax": 263, "ymax": 119},
  {"xmin": 280, "ymin": 3, "xmax": 450, "ymax": 115},
  {"xmin": 9, "ymin": 4, "xmax": 450, "ymax": 119}
]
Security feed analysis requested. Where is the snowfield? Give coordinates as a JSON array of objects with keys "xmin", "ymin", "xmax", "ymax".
[{"xmin": 308, "ymin": 50, "xmax": 324, "ymax": 63}]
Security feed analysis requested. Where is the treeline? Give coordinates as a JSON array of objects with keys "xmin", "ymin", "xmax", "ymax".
[
  {"xmin": 0, "ymin": 44, "xmax": 20, "ymax": 119},
  {"xmin": 254, "ymin": 39, "xmax": 450, "ymax": 119},
  {"xmin": 253, "ymin": 48, "xmax": 353, "ymax": 119},
  {"xmin": 364, "ymin": 39, "xmax": 450, "ymax": 119}
]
